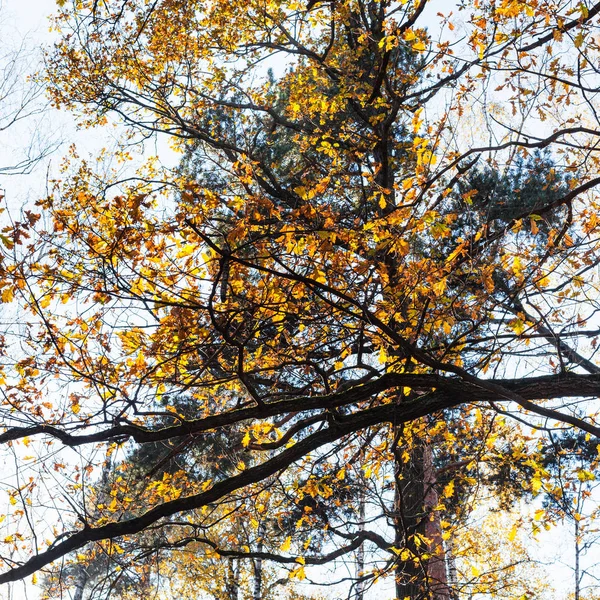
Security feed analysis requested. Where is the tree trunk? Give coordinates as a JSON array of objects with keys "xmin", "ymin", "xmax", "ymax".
[
  {"xmin": 575, "ymin": 514, "xmax": 580, "ymax": 600},
  {"xmin": 72, "ymin": 567, "xmax": 88, "ymax": 600},
  {"xmin": 356, "ymin": 477, "xmax": 366, "ymax": 600},
  {"xmin": 394, "ymin": 434, "xmax": 428, "ymax": 600},
  {"xmin": 393, "ymin": 432, "xmax": 450, "ymax": 600},
  {"xmin": 423, "ymin": 443, "xmax": 450, "ymax": 600},
  {"xmin": 253, "ymin": 522, "xmax": 265, "ymax": 600},
  {"xmin": 225, "ymin": 558, "xmax": 240, "ymax": 600},
  {"xmin": 446, "ymin": 539, "xmax": 459, "ymax": 600}
]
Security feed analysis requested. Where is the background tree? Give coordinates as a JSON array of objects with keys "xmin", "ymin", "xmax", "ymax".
[{"xmin": 0, "ymin": 9, "xmax": 61, "ymax": 179}]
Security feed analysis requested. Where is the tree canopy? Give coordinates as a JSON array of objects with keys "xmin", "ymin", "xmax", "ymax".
[{"xmin": 2, "ymin": 0, "xmax": 600, "ymax": 598}]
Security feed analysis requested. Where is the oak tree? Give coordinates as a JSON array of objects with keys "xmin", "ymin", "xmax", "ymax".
[{"xmin": 2, "ymin": 0, "xmax": 600, "ymax": 598}]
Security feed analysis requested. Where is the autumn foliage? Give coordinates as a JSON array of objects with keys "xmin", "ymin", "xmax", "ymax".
[{"xmin": 1, "ymin": 0, "xmax": 600, "ymax": 598}]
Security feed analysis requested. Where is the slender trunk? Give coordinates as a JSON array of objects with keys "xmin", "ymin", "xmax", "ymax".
[
  {"xmin": 446, "ymin": 539, "xmax": 459, "ymax": 600},
  {"xmin": 574, "ymin": 517, "xmax": 580, "ymax": 600},
  {"xmin": 226, "ymin": 558, "xmax": 240, "ymax": 600},
  {"xmin": 72, "ymin": 567, "xmax": 88, "ymax": 600},
  {"xmin": 253, "ymin": 522, "xmax": 266, "ymax": 600},
  {"xmin": 356, "ymin": 478, "xmax": 366, "ymax": 600},
  {"xmin": 393, "ymin": 431, "xmax": 428, "ymax": 600}
]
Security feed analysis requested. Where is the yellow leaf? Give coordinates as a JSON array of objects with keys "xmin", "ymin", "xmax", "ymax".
[
  {"xmin": 446, "ymin": 243, "xmax": 464, "ymax": 263},
  {"xmin": 313, "ymin": 270, "xmax": 327, "ymax": 285},
  {"xmin": 112, "ymin": 543, "xmax": 125, "ymax": 554},
  {"xmin": 432, "ymin": 278, "xmax": 447, "ymax": 296},
  {"xmin": 294, "ymin": 186, "xmax": 308, "ymax": 199},
  {"xmin": 176, "ymin": 243, "xmax": 196, "ymax": 258},
  {"xmin": 290, "ymin": 565, "xmax": 306, "ymax": 580},
  {"xmin": 508, "ymin": 523, "xmax": 518, "ymax": 542},
  {"xmin": 509, "ymin": 317, "xmax": 526, "ymax": 336},
  {"xmin": 512, "ymin": 255, "xmax": 524, "ymax": 279},
  {"xmin": 471, "ymin": 565, "xmax": 481, "ymax": 577},
  {"xmin": 280, "ymin": 536, "xmax": 292, "ymax": 552},
  {"xmin": 391, "ymin": 546, "xmax": 413, "ymax": 561},
  {"xmin": 443, "ymin": 480, "xmax": 455, "ymax": 499},
  {"xmin": 577, "ymin": 469, "xmax": 596, "ymax": 482},
  {"xmin": 534, "ymin": 509, "xmax": 545, "ymax": 521}
]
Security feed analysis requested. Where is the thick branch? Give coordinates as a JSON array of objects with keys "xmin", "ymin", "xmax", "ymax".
[
  {"xmin": 0, "ymin": 392, "xmax": 455, "ymax": 584},
  {"xmin": 2, "ymin": 370, "xmax": 600, "ymax": 581},
  {"xmin": 3, "ymin": 372, "xmax": 600, "ymax": 447}
]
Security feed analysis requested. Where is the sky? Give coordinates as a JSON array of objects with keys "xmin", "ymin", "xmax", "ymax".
[{"xmin": 0, "ymin": 0, "xmax": 95, "ymax": 213}]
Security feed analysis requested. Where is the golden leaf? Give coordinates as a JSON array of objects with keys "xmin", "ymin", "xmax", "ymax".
[{"xmin": 280, "ymin": 536, "xmax": 292, "ymax": 552}]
